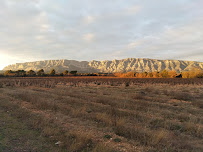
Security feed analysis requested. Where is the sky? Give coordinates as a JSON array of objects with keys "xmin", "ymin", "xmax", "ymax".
[{"xmin": 0, "ymin": 0, "xmax": 203, "ymax": 70}]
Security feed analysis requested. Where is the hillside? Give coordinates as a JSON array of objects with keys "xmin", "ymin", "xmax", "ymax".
[{"xmin": 3, "ymin": 58, "xmax": 203, "ymax": 73}]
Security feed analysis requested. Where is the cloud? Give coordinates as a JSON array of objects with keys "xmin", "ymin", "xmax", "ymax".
[
  {"xmin": 126, "ymin": 5, "xmax": 141, "ymax": 14},
  {"xmin": 83, "ymin": 15, "xmax": 95, "ymax": 24},
  {"xmin": 0, "ymin": 0, "xmax": 203, "ymax": 69},
  {"xmin": 125, "ymin": 17, "xmax": 203, "ymax": 61},
  {"xmin": 127, "ymin": 42, "xmax": 139, "ymax": 49},
  {"xmin": 83, "ymin": 33, "xmax": 95, "ymax": 42}
]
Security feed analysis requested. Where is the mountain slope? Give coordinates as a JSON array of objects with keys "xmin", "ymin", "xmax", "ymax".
[{"xmin": 3, "ymin": 58, "xmax": 203, "ymax": 73}]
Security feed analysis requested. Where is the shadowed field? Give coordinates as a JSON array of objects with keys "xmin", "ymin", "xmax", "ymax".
[{"xmin": 0, "ymin": 78, "xmax": 203, "ymax": 152}]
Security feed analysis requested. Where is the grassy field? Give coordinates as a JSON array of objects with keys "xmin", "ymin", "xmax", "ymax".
[{"xmin": 0, "ymin": 78, "xmax": 203, "ymax": 152}]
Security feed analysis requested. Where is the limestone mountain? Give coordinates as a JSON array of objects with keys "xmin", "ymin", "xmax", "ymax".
[{"xmin": 3, "ymin": 58, "xmax": 203, "ymax": 73}]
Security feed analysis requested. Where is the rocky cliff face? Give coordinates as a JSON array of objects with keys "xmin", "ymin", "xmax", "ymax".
[
  {"xmin": 3, "ymin": 58, "xmax": 203, "ymax": 73},
  {"xmin": 3, "ymin": 60, "xmax": 97, "ymax": 73}
]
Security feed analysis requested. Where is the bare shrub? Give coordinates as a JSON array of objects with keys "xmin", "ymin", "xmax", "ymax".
[
  {"xmin": 192, "ymin": 100, "xmax": 203, "ymax": 109},
  {"xmin": 144, "ymin": 87, "xmax": 153, "ymax": 93},
  {"xmin": 92, "ymin": 144, "xmax": 113, "ymax": 152},
  {"xmin": 151, "ymin": 129, "xmax": 169, "ymax": 146},
  {"xmin": 131, "ymin": 92, "xmax": 145, "ymax": 100},
  {"xmin": 94, "ymin": 113, "xmax": 112, "ymax": 125},
  {"xmin": 172, "ymin": 91, "xmax": 194, "ymax": 101},
  {"xmin": 114, "ymin": 125, "xmax": 150, "ymax": 145},
  {"xmin": 71, "ymin": 106, "xmax": 88, "ymax": 118},
  {"xmin": 67, "ymin": 132, "xmax": 93, "ymax": 152}
]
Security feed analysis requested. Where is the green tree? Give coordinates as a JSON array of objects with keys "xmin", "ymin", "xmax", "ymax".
[
  {"xmin": 16, "ymin": 70, "xmax": 26, "ymax": 77},
  {"xmin": 59, "ymin": 73, "xmax": 64, "ymax": 76},
  {"xmin": 37, "ymin": 69, "xmax": 44, "ymax": 76},
  {"xmin": 70, "ymin": 71, "xmax": 77, "ymax": 75},
  {"xmin": 63, "ymin": 70, "xmax": 69, "ymax": 76},
  {"xmin": 49, "ymin": 69, "xmax": 56, "ymax": 76},
  {"xmin": 26, "ymin": 70, "xmax": 36, "ymax": 76}
]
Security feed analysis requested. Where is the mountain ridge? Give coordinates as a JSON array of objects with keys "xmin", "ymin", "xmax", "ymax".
[{"xmin": 3, "ymin": 58, "xmax": 203, "ymax": 73}]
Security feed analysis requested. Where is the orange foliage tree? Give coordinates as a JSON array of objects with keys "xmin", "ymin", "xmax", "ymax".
[
  {"xmin": 114, "ymin": 68, "xmax": 203, "ymax": 78},
  {"xmin": 168, "ymin": 71, "xmax": 177, "ymax": 78}
]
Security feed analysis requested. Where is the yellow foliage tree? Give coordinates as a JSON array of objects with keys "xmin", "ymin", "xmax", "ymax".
[
  {"xmin": 152, "ymin": 72, "xmax": 159, "ymax": 78},
  {"xmin": 168, "ymin": 71, "xmax": 177, "ymax": 78},
  {"xmin": 160, "ymin": 70, "xmax": 168, "ymax": 78}
]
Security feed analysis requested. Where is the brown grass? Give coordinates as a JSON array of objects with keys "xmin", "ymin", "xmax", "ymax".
[{"xmin": 0, "ymin": 77, "xmax": 203, "ymax": 152}]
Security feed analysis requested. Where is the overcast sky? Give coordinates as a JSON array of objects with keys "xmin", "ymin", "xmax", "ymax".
[{"xmin": 0, "ymin": 0, "xmax": 203, "ymax": 70}]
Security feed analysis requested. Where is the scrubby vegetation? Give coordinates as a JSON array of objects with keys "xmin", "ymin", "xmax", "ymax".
[
  {"xmin": 0, "ymin": 77, "xmax": 203, "ymax": 151},
  {"xmin": 2, "ymin": 68, "xmax": 203, "ymax": 78},
  {"xmin": 115, "ymin": 69, "xmax": 203, "ymax": 78}
]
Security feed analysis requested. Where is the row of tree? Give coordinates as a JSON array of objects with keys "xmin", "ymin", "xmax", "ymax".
[
  {"xmin": 1, "ymin": 69, "xmax": 203, "ymax": 78},
  {"xmin": 2, "ymin": 69, "xmax": 78, "ymax": 77},
  {"xmin": 114, "ymin": 69, "xmax": 203, "ymax": 78}
]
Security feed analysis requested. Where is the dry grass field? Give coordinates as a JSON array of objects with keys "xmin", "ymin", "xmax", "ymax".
[{"xmin": 0, "ymin": 77, "xmax": 203, "ymax": 152}]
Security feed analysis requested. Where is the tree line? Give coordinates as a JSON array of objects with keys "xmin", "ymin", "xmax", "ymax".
[
  {"xmin": 1, "ymin": 69, "xmax": 78, "ymax": 77},
  {"xmin": 114, "ymin": 69, "xmax": 203, "ymax": 78},
  {"xmin": 0, "ymin": 69, "xmax": 202, "ymax": 78}
]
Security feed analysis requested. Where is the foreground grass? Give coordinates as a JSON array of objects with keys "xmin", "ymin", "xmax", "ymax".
[
  {"xmin": 0, "ymin": 78, "xmax": 203, "ymax": 152},
  {"xmin": 0, "ymin": 89, "xmax": 115, "ymax": 152},
  {"xmin": 0, "ymin": 102, "xmax": 61, "ymax": 152}
]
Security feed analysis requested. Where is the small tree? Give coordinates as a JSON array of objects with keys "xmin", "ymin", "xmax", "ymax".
[
  {"xmin": 63, "ymin": 70, "xmax": 69, "ymax": 76},
  {"xmin": 70, "ymin": 71, "xmax": 77, "ymax": 75},
  {"xmin": 168, "ymin": 71, "xmax": 177, "ymax": 78},
  {"xmin": 152, "ymin": 71, "xmax": 159, "ymax": 78},
  {"xmin": 16, "ymin": 70, "xmax": 26, "ymax": 77},
  {"xmin": 0, "ymin": 73, "xmax": 3, "ymax": 77},
  {"xmin": 4, "ymin": 70, "xmax": 13, "ymax": 76},
  {"xmin": 196, "ymin": 73, "xmax": 203, "ymax": 78},
  {"xmin": 49, "ymin": 69, "xmax": 56, "ymax": 76},
  {"xmin": 26, "ymin": 70, "xmax": 36, "ymax": 76},
  {"xmin": 125, "ymin": 71, "xmax": 136, "ymax": 77},
  {"xmin": 142, "ymin": 72, "xmax": 148, "ymax": 78},
  {"xmin": 182, "ymin": 71, "xmax": 190, "ymax": 78},
  {"xmin": 37, "ymin": 69, "xmax": 44, "ymax": 76},
  {"xmin": 160, "ymin": 69, "xmax": 168, "ymax": 78},
  {"xmin": 135, "ymin": 73, "xmax": 143, "ymax": 78},
  {"xmin": 147, "ymin": 72, "xmax": 153, "ymax": 78},
  {"xmin": 59, "ymin": 73, "xmax": 64, "ymax": 76}
]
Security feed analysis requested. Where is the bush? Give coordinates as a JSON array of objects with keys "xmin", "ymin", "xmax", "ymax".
[
  {"xmin": 49, "ymin": 69, "xmax": 56, "ymax": 76},
  {"xmin": 125, "ymin": 81, "xmax": 130, "ymax": 87},
  {"xmin": 104, "ymin": 134, "xmax": 112, "ymax": 139},
  {"xmin": 196, "ymin": 73, "xmax": 203, "ymax": 78},
  {"xmin": 37, "ymin": 69, "xmax": 45, "ymax": 76},
  {"xmin": 70, "ymin": 71, "xmax": 77, "ymax": 75},
  {"xmin": 113, "ymin": 138, "xmax": 121, "ymax": 142},
  {"xmin": 63, "ymin": 70, "xmax": 69, "ymax": 76},
  {"xmin": 26, "ymin": 70, "xmax": 36, "ymax": 76}
]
